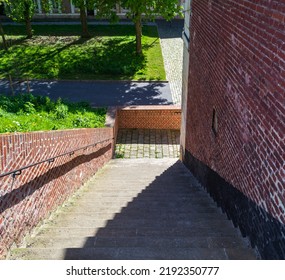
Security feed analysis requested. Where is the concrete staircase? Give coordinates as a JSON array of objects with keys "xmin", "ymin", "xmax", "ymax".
[{"xmin": 8, "ymin": 159, "xmax": 257, "ymax": 260}]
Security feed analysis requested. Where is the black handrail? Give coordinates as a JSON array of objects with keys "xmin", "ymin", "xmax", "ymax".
[{"xmin": 0, "ymin": 137, "xmax": 113, "ymax": 179}]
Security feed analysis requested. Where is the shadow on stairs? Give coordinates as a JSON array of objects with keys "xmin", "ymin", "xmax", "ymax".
[{"xmin": 8, "ymin": 159, "xmax": 258, "ymax": 260}]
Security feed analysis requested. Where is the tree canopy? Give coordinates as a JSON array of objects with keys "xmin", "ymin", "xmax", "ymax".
[
  {"xmin": 1, "ymin": 0, "xmax": 182, "ymax": 52},
  {"xmin": 120, "ymin": 0, "xmax": 182, "ymax": 54},
  {"xmin": 3, "ymin": 0, "xmax": 60, "ymax": 38},
  {"xmin": 0, "ymin": 0, "xmax": 8, "ymax": 49},
  {"xmin": 71, "ymin": 0, "xmax": 117, "ymax": 38}
]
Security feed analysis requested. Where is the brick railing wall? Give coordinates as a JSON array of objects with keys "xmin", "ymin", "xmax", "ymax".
[
  {"xmin": 117, "ymin": 106, "xmax": 181, "ymax": 130},
  {"xmin": 0, "ymin": 128, "xmax": 113, "ymax": 259},
  {"xmin": 0, "ymin": 105, "xmax": 181, "ymax": 258},
  {"xmin": 184, "ymin": 0, "xmax": 285, "ymax": 259}
]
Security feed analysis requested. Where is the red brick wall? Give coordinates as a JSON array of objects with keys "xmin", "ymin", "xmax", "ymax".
[
  {"xmin": 0, "ymin": 128, "xmax": 113, "ymax": 259},
  {"xmin": 118, "ymin": 106, "xmax": 181, "ymax": 130},
  {"xmin": 185, "ymin": 1, "xmax": 285, "ymax": 224}
]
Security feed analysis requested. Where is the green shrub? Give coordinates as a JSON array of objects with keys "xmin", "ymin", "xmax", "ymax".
[
  {"xmin": 53, "ymin": 103, "xmax": 68, "ymax": 119},
  {"xmin": 73, "ymin": 116, "xmax": 92, "ymax": 128},
  {"xmin": 0, "ymin": 93, "xmax": 106, "ymax": 133},
  {"xmin": 23, "ymin": 101, "xmax": 36, "ymax": 114}
]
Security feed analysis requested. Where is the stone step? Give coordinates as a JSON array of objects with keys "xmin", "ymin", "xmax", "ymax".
[
  {"xmin": 74, "ymin": 195, "xmax": 209, "ymax": 201},
  {"xmin": 43, "ymin": 217, "xmax": 234, "ymax": 230},
  {"xmin": 9, "ymin": 246, "xmax": 256, "ymax": 260},
  {"xmin": 80, "ymin": 190, "xmax": 205, "ymax": 196},
  {"xmin": 55, "ymin": 206, "xmax": 222, "ymax": 216},
  {"xmin": 24, "ymin": 236, "xmax": 249, "ymax": 250},
  {"xmin": 34, "ymin": 227, "xmax": 242, "ymax": 239},
  {"xmin": 83, "ymin": 186, "xmax": 201, "ymax": 194},
  {"xmin": 74, "ymin": 188, "xmax": 208, "ymax": 195},
  {"xmin": 57, "ymin": 207, "xmax": 223, "ymax": 216},
  {"xmin": 71, "ymin": 201, "xmax": 219, "ymax": 209},
  {"xmin": 84, "ymin": 181, "xmax": 200, "ymax": 187},
  {"xmin": 49, "ymin": 212, "xmax": 226, "ymax": 222}
]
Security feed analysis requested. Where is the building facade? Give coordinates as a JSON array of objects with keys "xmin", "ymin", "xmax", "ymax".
[
  {"xmin": 181, "ymin": 0, "xmax": 285, "ymax": 259},
  {"xmin": 180, "ymin": 0, "xmax": 191, "ymax": 160},
  {"xmin": 0, "ymin": 1, "xmax": 185, "ymax": 18}
]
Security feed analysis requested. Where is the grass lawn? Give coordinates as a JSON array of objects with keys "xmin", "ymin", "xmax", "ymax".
[
  {"xmin": 0, "ymin": 93, "xmax": 106, "ymax": 133},
  {"xmin": 0, "ymin": 24, "xmax": 166, "ymax": 81}
]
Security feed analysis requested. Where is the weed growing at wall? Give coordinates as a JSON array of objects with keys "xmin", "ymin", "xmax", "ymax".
[{"xmin": 0, "ymin": 93, "xmax": 106, "ymax": 133}]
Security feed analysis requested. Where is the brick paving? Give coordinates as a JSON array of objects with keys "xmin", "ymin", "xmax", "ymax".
[
  {"xmin": 115, "ymin": 129, "xmax": 180, "ymax": 159},
  {"xmin": 157, "ymin": 20, "xmax": 184, "ymax": 105}
]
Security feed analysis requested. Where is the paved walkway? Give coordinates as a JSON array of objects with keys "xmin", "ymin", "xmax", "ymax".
[
  {"xmin": 0, "ymin": 80, "xmax": 172, "ymax": 107},
  {"xmin": 115, "ymin": 129, "xmax": 180, "ymax": 159},
  {"xmin": 157, "ymin": 20, "xmax": 184, "ymax": 105}
]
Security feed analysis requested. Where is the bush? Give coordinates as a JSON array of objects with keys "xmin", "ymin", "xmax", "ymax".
[
  {"xmin": 0, "ymin": 93, "xmax": 106, "ymax": 133},
  {"xmin": 53, "ymin": 103, "xmax": 68, "ymax": 119}
]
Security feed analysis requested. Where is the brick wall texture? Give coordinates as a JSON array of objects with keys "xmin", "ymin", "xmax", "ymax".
[
  {"xmin": 118, "ymin": 106, "xmax": 181, "ymax": 130},
  {"xmin": 185, "ymin": 0, "xmax": 285, "ymax": 255},
  {"xmin": 0, "ymin": 128, "xmax": 113, "ymax": 259}
]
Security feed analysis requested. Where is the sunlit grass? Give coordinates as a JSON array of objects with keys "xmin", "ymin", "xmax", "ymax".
[{"xmin": 0, "ymin": 24, "xmax": 166, "ymax": 81}]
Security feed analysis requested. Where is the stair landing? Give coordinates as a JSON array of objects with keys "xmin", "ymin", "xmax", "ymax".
[{"xmin": 115, "ymin": 129, "xmax": 180, "ymax": 159}]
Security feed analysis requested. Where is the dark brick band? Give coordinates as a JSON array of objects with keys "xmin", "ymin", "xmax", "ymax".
[{"xmin": 184, "ymin": 150, "xmax": 285, "ymax": 260}]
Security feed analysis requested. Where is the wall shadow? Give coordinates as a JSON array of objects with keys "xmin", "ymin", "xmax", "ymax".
[{"xmin": 0, "ymin": 144, "xmax": 111, "ymax": 214}]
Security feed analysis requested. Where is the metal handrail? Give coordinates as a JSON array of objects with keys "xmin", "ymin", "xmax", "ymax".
[{"xmin": 0, "ymin": 137, "xmax": 113, "ymax": 179}]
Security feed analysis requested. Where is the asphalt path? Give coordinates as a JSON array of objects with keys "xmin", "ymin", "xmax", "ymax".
[{"xmin": 0, "ymin": 80, "xmax": 173, "ymax": 107}]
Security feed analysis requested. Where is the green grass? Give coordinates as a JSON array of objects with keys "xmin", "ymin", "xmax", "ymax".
[
  {"xmin": 0, "ymin": 24, "xmax": 166, "ymax": 81},
  {"xmin": 0, "ymin": 93, "xmax": 106, "ymax": 134}
]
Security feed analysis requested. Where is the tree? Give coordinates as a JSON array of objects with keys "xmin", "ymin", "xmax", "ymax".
[
  {"xmin": 72, "ymin": 0, "xmax": 117, "ymax": 38},
  {"xmin": 0, "ymin": 1, "xmax": 8, "ymax": 50},
  {"xmin": 72, "ymin": 0, "xmax": 99, "ymax": 38},
  {"xmin": 120, "ymin": 0, "xmax": 182, "ymax": 54},
  {"xmin": 94, "ymin": 0, "xmax": 117, "ymax": 21},
  {"xmin": 4, "ymin": 0, "xmax": 60, "ymax": 38},
  {"xmin": 4, "ymin": 0, "xmax": 35, "ymax": 38},
  {"xmin": 0, "ymin": 19, "xmax": 7, "ymax": 51}
]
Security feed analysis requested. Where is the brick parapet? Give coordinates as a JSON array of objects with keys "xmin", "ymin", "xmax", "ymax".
[
  {"xmin": 117, "ymin": 105, "xmax": 181, "ymax": 130},
  {"xmin": 0, "ymin": 128, "xmax": 113, "ymax": 258}
]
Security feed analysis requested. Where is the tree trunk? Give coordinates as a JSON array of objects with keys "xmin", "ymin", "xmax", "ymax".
[
  {"xmin": 80, "ymin": 5, "xmax": 91, "ymax": 38},
  {"xmin": 135, "ymin": 14, "xmax": 142, "ymax": 55},
  {"xmin": 25, "ymin": 18, "xmax": 33, "ymax": 38},
  {"xmin": 23, "ymin": 2, "xmax": 33, "ymax": 38},
  {"xmin": 0, "ymin": 20, "xmax": 8, "ymax": 51}
]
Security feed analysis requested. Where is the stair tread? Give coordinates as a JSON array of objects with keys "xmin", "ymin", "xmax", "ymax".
[
  {"xmin": 9, "ymin": 247, "xmax": 256, "ymax": 260},
  {"xmin": 24, "ymin": 235, "xmax": 250, "ymax": 249}
]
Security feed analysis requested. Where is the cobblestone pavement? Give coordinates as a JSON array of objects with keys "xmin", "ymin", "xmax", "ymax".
[
  {"xmin": 114, "ymin": 22, "xmax": 183, "ymax": 159},
  {"xmin": 115, "ymin": 129, "xmax": 180, "ymax": 159},
  {"xmin": 157, "ymin": 20, "xmax": 184, "ymax": 105}
]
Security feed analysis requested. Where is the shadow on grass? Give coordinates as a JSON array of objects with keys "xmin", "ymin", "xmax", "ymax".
[
  {"xmin": 2, "ymin": 24, "xmax": 158, "ymax": 38},
  {"xmin": 3, "ymin": 36, "xmax": 27, "ymax": 49},
  {"xmin": 0, "ymin": 37, "xmax": 92, "ymax": 79},
  {"xmin": 0, "ymin": 36, "xmax": 148, "ymax": 80},
  {"xmin": 71, "ymin": 37, "xmax": 146, "ymax": 78}
]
